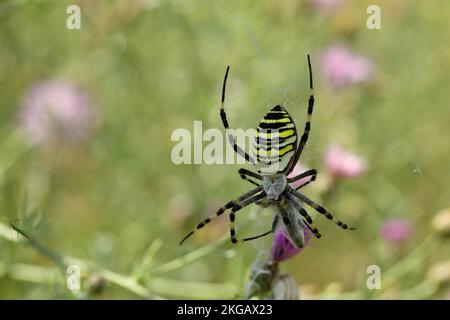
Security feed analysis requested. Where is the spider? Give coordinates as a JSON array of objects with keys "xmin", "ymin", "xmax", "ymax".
[{"xmin": 180, "ymin": 55, "xmax": 354, "ymax": 248}]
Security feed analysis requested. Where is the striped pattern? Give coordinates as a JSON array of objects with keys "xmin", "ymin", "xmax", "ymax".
[
  {"xmin": 299, "ymin": 208, "xmax": 322, "ymax": 239},
  {"xmin": 220, "ymin": 66, "xmax": 256, "ymax": 165},
  {"xmin": 179, "ymin": 186, "xmax": 264, "ymax": 245},
  {"xmin": 285, "ymin": 54, "xmax": 314, "ymax": 175},
  {"xmin": 252, "ymin": 105, "xmax": 297, "ymax": 175},
  {"xmin": 289, "ymin": 188, "xmax": 355, "ymax": 231}
]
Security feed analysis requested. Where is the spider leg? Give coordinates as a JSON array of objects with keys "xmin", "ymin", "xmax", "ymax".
[
  {"xmin": 220, "ymin": 66, "xmax": 256, "ymax": 165},
  {"xmin": 278, "ymin": 204, "xmax": 293, "ymax": 229},
  {"xmin": 238, "ymin": 168, "xmax": 262, "ymax": 186},
  {"xmin": 243, "ymin": 214, "xmax": 279, "ymax": 242},
  {"xmin": 287, "ymin": 169, "xmax": 317, "ymax": 190},
  {"xmin": 288, "ymin": 193, "xmax": 322, "ymax": 239},
  {"xmin": 288, "ymin": 187, "xmax": 355, "ymax": 231},
  {"xmin": 229, "ymin": 191, "xmax": 267, "ymax": 244},
  {"xmin": 285, "ymin": 55, "xmax": 315, "ymax": 175},
  {"xmin": 299, "ymin": 208, "xmax": 322, "ymax": 239},
  {"xmin": 179, "ymin": 186, "xmax": 262, "ymax": 245}
]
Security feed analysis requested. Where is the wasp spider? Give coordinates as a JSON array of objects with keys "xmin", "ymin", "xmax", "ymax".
[{"xmin": 180, "ymin": 55, "xmax": 354, "ymax": 248}]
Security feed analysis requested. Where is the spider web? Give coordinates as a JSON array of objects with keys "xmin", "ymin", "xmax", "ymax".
[
  {"xmin": 211, "ymin": 0, "xmax": 320, "ymax": 165},
  {"xmin": 205, "ymin": 0, "xmax": 320, "ymax": 254}
]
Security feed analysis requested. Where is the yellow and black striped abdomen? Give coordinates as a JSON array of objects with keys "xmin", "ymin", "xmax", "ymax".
[{"xmin": 253, "ymin": 105, "xmax": 297, "ymax": 175}]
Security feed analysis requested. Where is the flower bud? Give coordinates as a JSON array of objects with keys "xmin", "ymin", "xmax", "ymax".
[
  {"xmin": 427, "ymin": 260, "xmax": 450, "ymax": 285},
  {"xmin": 430, "ymin": 208, "xmax": 450, "ymax": 237},
  {"xmin": 271, "ymin": 273, "xmax": 299, "ymax": 300},
  {"xmin": 271, "ymin": 227, "xmax": 311, "ymax": 262}
]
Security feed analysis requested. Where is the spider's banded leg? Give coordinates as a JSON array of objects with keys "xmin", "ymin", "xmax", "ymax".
[
  {"xmin": 220, "ymin": 66, "xmax": 256, "ymax": 165},
  {"xmin": 287, "ymin": 169, "xmax": 317, "ymax": 190},
  {"xmin": 288, "ymin": 194, "xmax": 322, "ymax": 239},
  {"xmin": 285, "ymin": 55, "xmax": 315, "ymax": 175},
  {"xmin": 289, "ymin": 188, "xmax": 355, "ymax": 231},
  {"xmin": 229, "ymin": 192, "xmax": 267, "ymax": 244},
  {"xmin": 294, "ymin": 175, "xmax": 316, "ymax": 190},
  {"xmin": 277, "ymin": 204, "xmax": 292, "ymax": 229},
  {"xmin": 239, "ymin": 175, "xmax": 258, "ymax": 186},
  {"xmin": 179, "ymin": 186, "xmax": 262, "ymax": 245},
  {"xmin": 287, "ymin": 169, "xmax": 317, "ymax": 183},
  {"xmin": 243, "ymin": 214, "xmax": 279, "ymax": 242},
  {"xmin": 238, "ymin": 168, "xmax": 262, "ymax": 186},
  {"xmin": 299, "ymin": 208, "xmax": 322, "ymax": 239}
]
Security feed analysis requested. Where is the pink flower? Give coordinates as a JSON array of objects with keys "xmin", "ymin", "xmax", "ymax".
[
  {"xmin": 324, "ymin": 144, "xmax": 366, "ymax": 179},
  {"xmin": 271, "ymin": 227, "xmax": 311, "ymax": 262},
  {"xmin": 380, "ymin": 218, "xmax": 413, "ymax": 245},
  {"xmin": 288, "ymin": 164, "xmax": 314, "ymax": 189},
  {"xmin": 18, "ymin": 81, "xmax": 96, "ymax": 145},
  {"xmin": 320, "ymin": 45, "xmax": 375, "ymax": 89},
  {"xmin": 309, "ymin": 0, "xmax": 344, "ymax": 13}
]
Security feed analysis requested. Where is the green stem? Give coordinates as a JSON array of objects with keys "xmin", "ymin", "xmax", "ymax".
[
  {"xmin": 1, "ymin": 223, "xmax": 157, "ymax": 298},
  {"xmin": 133, "ymin": 238, "xmax": 163, "ymax": 277},
  {"xmin": 0, "ymin": 222, "xmax": 233, "ymax": 299},
  {"xmin": 92, "ymin": 265, "xmax": 159, "ymax": 299},
  {"xmin": 11, "ymin": 223, "xmax": 68, "ymax": 271},
  {"xmin": 364, "ymin": 235, "xmax": 438, "ymax": 299},
  {"xmin": 148, "ymin": 278, "xmax": 237, "ymax": 299},
  {"xmin": 0, "ymin": 129, "xmax": 30, "ymax": 184},
  {"xmin": 400, "ymin": 280, "xmax": 438, "ymax": 299},
  {"xmin": 0, "ymin": 261, "xmax": 59, "ymax": 283},
  {"xmin": 381, "ymin": 236, "xmax": 436, "ymax": 289},
  {"xmin": 0, "ymin": 222, "xmax": 21, "ymax": 243},
  {"xmin": 149, "ymin": 235, "xmax": 228, "ymax": 275}
]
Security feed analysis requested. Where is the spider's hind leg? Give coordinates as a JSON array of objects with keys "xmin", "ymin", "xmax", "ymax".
[
  {"xmin": 290, "ymin": 188, "xmax": 355, "ymax": 231},
  {"xmin": 229, "ymin": 191, "xmax": 267, "ymax": 244},
  {"xmin": 299, "ymin": 208, "xmax": 322, "ymax": 239},
  {"xmin": 243, "ymin": 214, "xmax": 279, "ymax": 242}
]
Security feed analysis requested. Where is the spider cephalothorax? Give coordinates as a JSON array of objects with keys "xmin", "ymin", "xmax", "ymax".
[
  {"xmin": 262, "ymin": 175, "xmax": 287, "ymax": 201},
  {"xmin": 180, "ymin": 55, "xmax": 354, "ymax": 248}
]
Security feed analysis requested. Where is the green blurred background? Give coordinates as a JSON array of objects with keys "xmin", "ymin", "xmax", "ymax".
[{"xmin": 0, "ymin": 0, "xmax": 449, "ymax": 299}]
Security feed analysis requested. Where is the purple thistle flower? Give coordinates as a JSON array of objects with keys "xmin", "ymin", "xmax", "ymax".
[
  {"xmin": 324, "ymin": 144, "xmax": 366, "ymax": 179},
  {"xmin": 380, "ymin": 218, "xmax": 413, "ymax": 245},
  {"xmin": 319, "ymin": 45, "xmax": 375, "ymax": 89},
  {"xmin": 271, "ymin": 227, "xmax": 311, "ymax": 263},
  {"xmin": 18, "ymin": 81, "xmax": 96, "ymax": 145}
]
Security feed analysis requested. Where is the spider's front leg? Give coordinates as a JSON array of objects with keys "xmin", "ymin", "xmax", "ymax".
[
  {"xmin": 180, "ymin": 186, "xmax": 262, "ymax": 245},
  {"xmin": 285, "ymin": 55, "xmax": 315, "ymax": 175},
  {"xmin": 287, "ymin": 168, "xmax": 317, "ymax": 190},
  {"xmin": 220, "ymin": 66, "xmax": 256, "ymax": 165},
  {"xmin": 238, "ymin": 168, "xmax": 262, "ymax": 186}
]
